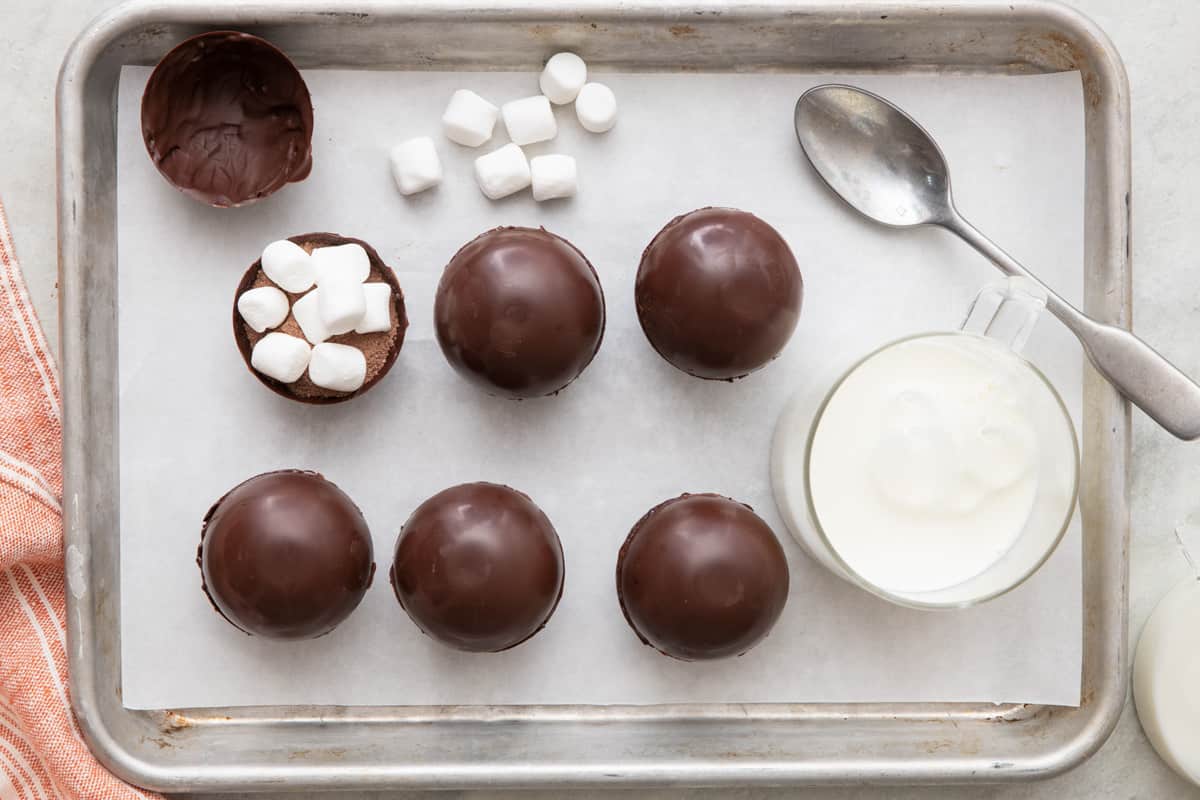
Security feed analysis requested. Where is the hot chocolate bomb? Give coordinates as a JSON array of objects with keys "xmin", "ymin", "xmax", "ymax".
[
  {"xmin": 617, "ymin": 493, "xmax": 790, "ymax": 661},
  {"xmin": 198, "ymin": 471, "xmax": 375, "ymax": 639},
  {"xmin": 435, "ymin": 227, "xmax": 605, "ymax": 398},
  {"xmin": 391, "ymin": 483, "xmax": 565, "ymax": 652},
  {"xmin": 636, "ymin": 207, "xmax": 803, "ymax": 380}
]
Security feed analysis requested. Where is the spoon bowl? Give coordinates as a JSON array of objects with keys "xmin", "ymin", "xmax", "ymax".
[{"xmin": 795, "ymin": 85, "xmax": 953, "ymax": 227}]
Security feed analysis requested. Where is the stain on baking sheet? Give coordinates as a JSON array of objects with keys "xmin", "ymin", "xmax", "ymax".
[
  {"xmin": 995, "ymin": 703, "xmax": 1035, "ymax": 721},
  {"xmin": 158, "ymin": 708, "xmax": 230, "ymax": 737},
  {"xmin": 288, "ymin": 747, "xmax": 346, "ymax": 761},
  {"xmin": 669, "ymin": 24, "xmax": 702, "ymax": 39},
  {"xmin": 143, "ymin": 736, "xmax": 174, "ymax": 750},
  {"xmin": 120, "ymin": 24, "xmax": 168, "ymax": 54},
  {"xmin": 1015, "ymin": 31, "xmax": 1103, "ymax": 108},
  {"xmin": 159, "ymin": 709, "xmax": 193, "ymax": 732},
  {"xmin": 315, "ymin": 11, "xmax": 369, "ymax": 22}
]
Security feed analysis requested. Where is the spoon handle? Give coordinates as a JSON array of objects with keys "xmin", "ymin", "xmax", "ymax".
[{"xmin": 944, "ymin": 214, "xmax": 1200, "ymax": 441}]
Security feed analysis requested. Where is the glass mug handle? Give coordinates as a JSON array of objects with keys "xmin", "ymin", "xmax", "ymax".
[{"xmin": 959, "ymin": 276, "xmax": 1049, "ymax": 355}]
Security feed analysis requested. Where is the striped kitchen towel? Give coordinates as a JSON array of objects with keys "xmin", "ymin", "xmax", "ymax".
[{"xmin": 0, "ymin": 200, "xmax": 159, "ymax": 800}]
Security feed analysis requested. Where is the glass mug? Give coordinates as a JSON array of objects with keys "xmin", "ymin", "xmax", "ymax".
[{"xmin": 771, "ymin": 278, "xmax": 1080, "ymax": 609}]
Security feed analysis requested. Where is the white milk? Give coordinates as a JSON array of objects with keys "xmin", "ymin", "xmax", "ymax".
[{"xmin": 803, "ymin": 333, "xmax": 1077, "ymax": 596}]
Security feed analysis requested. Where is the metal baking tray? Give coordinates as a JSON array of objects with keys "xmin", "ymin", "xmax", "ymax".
[{"xmin": 57, "ymin": 0, "xmax": 1131, "ymax": 791}]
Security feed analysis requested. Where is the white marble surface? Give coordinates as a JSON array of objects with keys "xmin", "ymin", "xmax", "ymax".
[{"xmin": 4, "ymin": 0, "xmax": 1199, "ymax": 797}]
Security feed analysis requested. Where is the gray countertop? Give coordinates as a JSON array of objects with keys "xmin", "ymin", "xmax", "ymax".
[{"xmin": 7, "ymin": 0, "xmax": 1199, "ymax": 797}]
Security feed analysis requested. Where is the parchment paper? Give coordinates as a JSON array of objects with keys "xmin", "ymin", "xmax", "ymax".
[{"xmin": 117, "ymin": 67, "xmax": 1084, "ymax": 709}]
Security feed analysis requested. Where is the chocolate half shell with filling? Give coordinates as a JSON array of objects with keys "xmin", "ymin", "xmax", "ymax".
[{"xmin": 232, "ymin": 232, "xmax": 407, "ymax": 404}]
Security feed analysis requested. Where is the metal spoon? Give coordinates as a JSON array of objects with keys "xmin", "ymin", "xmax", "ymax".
[{"xmin": 795, "ymin": 83, "xmax": 1200, "ymax": 441}]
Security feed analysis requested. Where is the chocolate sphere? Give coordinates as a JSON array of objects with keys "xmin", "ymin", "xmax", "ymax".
[
  {"xmin": 232, "ymin": 232, "xmax": 408, "ymax": 404},
  {"xmin": 616, "ymin": 493, "xmax": 789, "ymax": 661},
  {"xmin": 635, "ymin": 208, "xmax": 803, "ymax": 380},
  {"xmin": 198, "ymin": 471, "xmax": 375, "ymax": 639},
  {"xmin": 141, "ymin": 31, "xmax": 314, "ymax": 207},
  {"xmin": 390, "ymin": 483, "xmax": 565, "ymax": 652},
  {"xmin": 434, "ymin": 227, "xmax": 605, "ymax": 398}
]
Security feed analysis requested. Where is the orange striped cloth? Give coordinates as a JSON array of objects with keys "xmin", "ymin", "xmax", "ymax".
[{"xmin": 0, "ymin": 201, "xmax": 160, "ymax": 800}]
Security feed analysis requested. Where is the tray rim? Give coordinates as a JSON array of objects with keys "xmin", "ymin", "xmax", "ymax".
[{"xmin": 57, "ymin": 0, "xmax": 1132, "ymax": 790}]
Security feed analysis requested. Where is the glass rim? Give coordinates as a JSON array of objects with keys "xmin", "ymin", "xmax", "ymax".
[{"xmin": 802, "ymin": 331, "xmax": 1082, "ymax": 611}]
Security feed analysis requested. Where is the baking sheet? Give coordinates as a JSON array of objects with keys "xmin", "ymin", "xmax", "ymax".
[{"xmin": 116, "ymin": 67, "xmax": 1084, "ymax": 709}]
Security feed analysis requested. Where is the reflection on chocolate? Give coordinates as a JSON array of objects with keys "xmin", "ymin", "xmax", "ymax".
[
  {"xmin": 198, "ymin": 470, "xmax": 375, "ymax": 639},
  {"xmin": 141, "ymin": 31, "xmax": 314, "ymax": 207},
  {"xmin": 616, "ymin": 493, "xmax": 789, "ymax": 661},
  {"xmin": 232, "ymin": 232, "xmax": 408, "ymax": 404},
  {"xmin": 636, "ymin": 207, "xmax": 803, "ymax": 380},
  {"xmin": 390, "ymin": 482, "xmax": 565, "ymax": 652},
  {"xmin": 434, "ymin": 227, "xmax": 605, "ymax": 398}
]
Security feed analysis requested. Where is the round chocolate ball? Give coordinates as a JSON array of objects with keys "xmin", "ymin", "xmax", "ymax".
[
  {"xmin": 141, "ymin": 31, "xmax": 314, "ymax": 207},
  {"xmin": 198, "ymin": 470, "xmax": 375, "ymax": 639},
  {"xmin": 390, "ymin": 483, "xmax": 565, "ymax": 652},
  {"xmin": 434, "ymin": 227, "xmax": 605, "ymax": 398},
  {"xmin": 232, "ymin": 232, "xmax": 408, "ymax": 404},
  {"xmin": 616, "ymin": 493, "xmax": 790, "ymax": 661},
  {"xmin": 635, "ymin": 207, "xmax": 803, "ymax": 380}
]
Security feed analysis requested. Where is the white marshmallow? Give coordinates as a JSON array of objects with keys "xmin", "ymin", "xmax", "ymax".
[
  {"xmin": 318, "ymin": 275, "xmax": 367, "ymax": 335},
  {"xmin": 474, "ymin": 143, "xmax": 532, "ymax": 200},
  {"xmin": 291, "ymin": 289, "xmax": 330, "ymax": 344},
  {"xmin": 501, "ymin": 95, "xmax": 557, "ymax": 146},
  {"xmin": 260, "ymin": 239, "xmax": 315, "ymax": 293},
  {"xmin": 312, "ymin": 243, "xmax": 370, "ymax": 285},
  {"xmin": 308, "ymin": 343, "xmax": 367, "ymax": 393},
  {"xmin": 539, "ymin": 52, "xmax": 587, "ymax": 105},
  {"xmin": 442, "ymin": 89, "xmax": 499, "ymax": 147},
  {"xmin": 390, "ymin": 136, "xmax": 442, "ymax": 195},
  {"xmin": 575, "ymin": 82, "xmax": 617, "ymax": 133},
  {"xmin": 236, "ymin": 286, "xmax": 289, "ymax": 332},
  {"xmin": 250, "ymin": 333, "xmax": 311, "ymax": 384},
  {"xmin": 530, "ymin": 154, "xmax": 578, "ymax": 201},
  {"xmin": 355, "ymin": 283, "xmax": 394, "ymax": 334}
]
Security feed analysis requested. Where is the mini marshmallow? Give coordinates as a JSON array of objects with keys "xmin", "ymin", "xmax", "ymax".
[
  {"xmin": 250, "ymin": 332, "xmax": 311, "ymax": 384},
  {"xmin": 474, "ymin": 143, "xmax": 532, "ymax": 200},
  {"xmin": 390, "ymin": 136, "xmax": 442, "ymax": 195},
  {"xmin": 501, "ymin": 95, "xmax": 557, "ymax": 146},
  {"xmin": 318, "ymin": 274, "xmax": 367, "ymax": 335},
  {"xmin": 442, "ymin": 89, "xmax": 499, "ymax": 147},
  {"xmin": 308, "ymin": 343, "xmax": 367, "ymax": 393},
  {"xmin": 576, "ymin": 82, "xmax": 617, "ymax": 133},
  {"xmin": 236, "ymin": 286, "xmax": 289, "ymax": 332},
  {"xmin": 530, "ymin": 154, "xmax": 578, "ymax": 201},
  {"xmin": 291, "ymin": 289, "xmax": 330, "ymax": 344},
  {"xmin": 539, "ymin": 52, "xmax": 587, "ymax": 105},
  {"xmin": 260, "ymin": 239, "xmax": 315, "ymax": 293},
  {"xmin": 355, "ymin": 283, "xmax": 394, "ymax": 334},
  {"xmin": 312, "ymin": 243, "xmax": 370, "ymax": 285}
]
